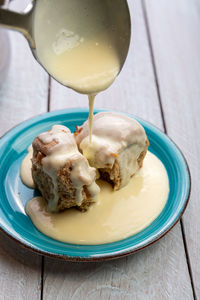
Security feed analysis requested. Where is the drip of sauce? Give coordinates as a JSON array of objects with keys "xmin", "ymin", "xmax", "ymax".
[
  {"xmin": 25, "ymin": 152, "xmax": 169, "ymax": 245},
  {"xmin": 88, "ymin": 94, "xmax": 96, "ymax": 143},
  {"xmin": 20, "ymin": 146, "xmax": 35, "ymax": 188}
]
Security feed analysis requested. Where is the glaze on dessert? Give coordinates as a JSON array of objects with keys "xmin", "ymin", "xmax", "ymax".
[
  {"xmin": 31, "ymin": 125, "xmax": 100, "ymax": 212},
  {"xmin": 26, "ymin": 152, "xmax": 169, "ymax": 245},
  {"xmin": 20, "ymin": 145, "xmax": 35, "ymax": 188},
  {"xmin": 75, "ymin": 112, "xmax": 149, "ymax": 189}
]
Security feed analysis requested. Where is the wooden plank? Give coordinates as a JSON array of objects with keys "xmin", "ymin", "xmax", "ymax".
[
  {"xmin": 43, "ymin": 229, "xmax": 193, "ymax": 300},
  {"xmin": 43, "ymin": 1, "xmax": 193, "ymax": 299},
  {"xmin": 0, "ymin": 231, "xmax": 42, "ymax": 300},
  {"xmin": 0, "ymin": 0, "xmax": 48, "ymax": 299},
  {"xmin": 144, "ymin": 0, "xmax": 200, "ymax": 297}
]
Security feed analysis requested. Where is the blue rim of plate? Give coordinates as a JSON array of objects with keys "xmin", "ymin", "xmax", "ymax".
[{"xmin": 0, "ymin": 108, "xmax": 191, "ymax": 261}]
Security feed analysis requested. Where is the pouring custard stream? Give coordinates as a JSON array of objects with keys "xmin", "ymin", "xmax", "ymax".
[
  {"xmin": 19, "ymin": 0, "xmax": 170, "ymax": 246},
  {"xmin": 33, "ymin": 0, "xmax": 124, "ymax": 141}
]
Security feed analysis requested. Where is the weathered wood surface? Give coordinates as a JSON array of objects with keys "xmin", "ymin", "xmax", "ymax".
[
  {"xmin": 0, "ymin": 0, "xmax": 198, "ymax": 299},
  {"xmin": 144, "ymin": 0, "xmax": 200, "ymax": 298},
  {"xmin": 0, "ymin": 0, "xmax": 48, "ymax": 299},
  {"xmin": 44, "ymin": 1, "xmax": 194, "ymax": 299}
]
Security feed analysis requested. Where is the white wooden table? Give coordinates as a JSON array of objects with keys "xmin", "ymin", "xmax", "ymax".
[{"xmin": 0, "ymin": 0, "xmax": 199, "ymax": 299}]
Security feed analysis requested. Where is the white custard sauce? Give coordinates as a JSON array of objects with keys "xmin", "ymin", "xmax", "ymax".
[
  {"xmin": 20, "ymin": 145, "xmax": 35, "ymax": 188},
  {"xmin": 34, "ymin": 0, "xmax": 122, "ymax": 94},
  {"xmin": 24, "ymin": 151, "xmax": 169, "ymax": 245}
]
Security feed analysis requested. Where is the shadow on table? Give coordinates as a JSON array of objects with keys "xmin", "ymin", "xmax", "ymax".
[
  {"xmin": 0, "ymin": 230, "xmax": 41, "ymax": 271},
  {"xmin": 0, "ymin": 220, "xmax": 177, "ymax": 280}
]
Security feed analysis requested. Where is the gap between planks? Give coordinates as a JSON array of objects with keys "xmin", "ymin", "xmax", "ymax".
[
  {"xmin": 41, "ymin": 75, "xmax": 52, "ymax": 299},
  {"xmin": 141, "ymin": 0, "xmax": 197, "ymax": 299},
  {"xmin": 40, "ymin": 256, "xmax": 44, "ymax": 300}
]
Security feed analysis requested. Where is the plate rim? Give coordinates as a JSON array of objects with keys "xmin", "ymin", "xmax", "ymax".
[{"xmin": 0, "ymin": 108, "xmax": 191, "ymax": 262}]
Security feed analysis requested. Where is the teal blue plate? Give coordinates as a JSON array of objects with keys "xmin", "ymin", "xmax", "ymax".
[{"xmin": 0, "ymin": 109, "xmax": 190, "ymax": 261}]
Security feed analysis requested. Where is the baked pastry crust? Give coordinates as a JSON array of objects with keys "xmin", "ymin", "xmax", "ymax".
[{"xmin": 98, "ymin": 140, "xmax": 149, "ymax": 190}]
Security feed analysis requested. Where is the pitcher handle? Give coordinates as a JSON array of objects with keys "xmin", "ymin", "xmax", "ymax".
[{"xmin": 0, "ymin": 7, "xmax": 35, "ymax": 48}]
